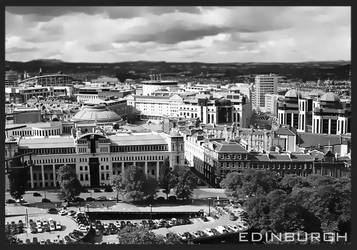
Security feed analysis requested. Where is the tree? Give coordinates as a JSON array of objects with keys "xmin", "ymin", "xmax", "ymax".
[
  {"xmin": 122, "ymin": 165, "xmax": 158, "ymax": 202},
  {"xmin": 8, "ymin": 155, "xmax": 28, "ymax": 200},
  {"xmin": 171, "ymin": 166, "xmax": 197, "ymax": 200},
  {"xmin": 117, "ymin": 226, "xmax": 165, "ymax": 244},
  {"xmin": 111, "ymin": 174, "xmax": 126, "ymax": 203},
  {"xmin": 159, "ymin": 158, "xmax": 175, "ymax": 199},
  {"xmin": 57, "ymin": 165, "xmax": 82, "ymax": 201},
  {"xmin": 117, "ymin": 226, "xmax": 183, "ymax": 244},
  {"xmin": 220, "ymin": 172, "xmax": 243, "ymax": 199},
  {"xmin": 220, "ymin": 169, "xmax": 280, "ymax": 200},
  {"xmin": 279, "ymin": 174, "xmax": 311, "ymax": 194}
]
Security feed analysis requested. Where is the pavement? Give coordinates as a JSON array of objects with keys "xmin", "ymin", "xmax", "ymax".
[{"xmin": 5, "ymin": 188, "xmax": 227, "ymax": 206}]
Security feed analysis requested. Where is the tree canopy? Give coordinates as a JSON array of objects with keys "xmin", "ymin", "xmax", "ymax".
[
  {"xmin": 171, "ymin": 165, "xmax": 198, "ymax": 200},
  {"xmin": 117, "ymin": 226, "xmax": 183, "ymax": 244},
  {"xmin": 121, "ymin": 165, "xmax": 158, "ymax": 202},
  {"xmin": 57, "ymin": 165, "xmax": 82, "ymax": 201},
  {"xmin": 8, "ymin": 155, "xmax": 29, "ymax": 200},
  {"xmin": 220, "ymin": 170, "xmax": 351, "ymax": 238}
]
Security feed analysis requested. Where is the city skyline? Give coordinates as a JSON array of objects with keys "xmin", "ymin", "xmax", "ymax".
[{"xmin": 6, "ymin": 6, "xmax": 351, "ymax": 63}]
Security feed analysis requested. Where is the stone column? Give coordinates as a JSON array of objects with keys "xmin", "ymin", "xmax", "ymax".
[
  {"xmin": 144, "ymin": 161, "xmax": 148, "ymax": 177},
  {"xmin": 41, "ymin": 165, "xmax": 45, "ymax": 188},
  {"xmin": 156, "ymin": 161, "xmax": 160, "ymax": 180},
  {"xmin": 52, "ymin": 165, "xmax": 56, "ymax": 187},
  {"xmin": 121, "ymin": 162, "xmax": 125, "ymax": 176},
  {"xmin": 30, "ymin": 166, "xmax": 34, "ymax": 189},
  {"xmin": 328, "ymin": 119, "xmax": 331, "ymax": 134}
]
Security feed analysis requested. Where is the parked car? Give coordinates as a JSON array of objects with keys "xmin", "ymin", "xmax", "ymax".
[
  {"xmin": 229, "ymin": 213, "xmax": 237, "ymax": 221},
  {"xmin": 211, "ymin": 228, "xmax": 220, "ymax": 236},
  {"xmin": 60, "ymin": 210, "xmax": 68, "ymax": 216},
  {"xmin": 216, "ymin": 226, "xmax": 229, "ymax": 234},
  {"xmin": 6, "ymin": 199, "xmax": 16, "ymax": 204},
  {"xmin": 203, "ymin": 228, "xmax": 214, "ymax": 236},
  {"xmin": 68, "ymin": 210, "xmax": 76, "ymax": 216},
  {"xmin": 56, "ymin": 223, "xmax": 62, "ymax": 230},
  {"xmin": 42, "ymin": 198, "xmax": 51, "ymax": 203},
  {"xmin": 97, "ymin": 196, "xmax": 107, "ymax": 201},
  {"xmin": 93, "ymin": 189, "xmax": 102, "ymax": 193},
  {"xmin": 86, "ymin": 197, "xmax": 96, "ymax": 202},
  {"xmin": 227, "ymin": 225, "xmax": 240, "ymax": 232},
  {"xmin": 197, "ymin": 230, "xmax": 207, "ymax": 237},
  {"xmin": 40, "ymin": 240, "xmax": 46, "ymax": 245},
  {"xmin": 33, "ymin": 192, "xmax": 42, "ymax": 197}
]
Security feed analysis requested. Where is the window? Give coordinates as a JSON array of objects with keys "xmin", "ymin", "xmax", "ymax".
[
  {"xmin": 80, "ymin": 166, "xmax": 83, "ymax": 171},
  {"xmin": 101, "ymin": 173, "xmax": 105, "ymax": 180},
  {"xmin": 176, "ymin": 156, "xmax": 180, "ymax": 164},
  {"xmin": 151, "ymin": 170, "xmax": 155, "ymax": 175},
  {"xmin": 80, "ymin": 174, "xmax": 83, "ymax": 181},
  {"xmin": 106, "ymin": 165, "xmax": 109, "ymax": 170},
  {"xmin": 85, "ymin": 174, "xmax": 88, "ymax": 181}
]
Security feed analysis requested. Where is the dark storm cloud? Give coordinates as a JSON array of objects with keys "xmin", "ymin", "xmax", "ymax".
[
  {"xmin": 5, "ymin": 6, "xmax": 201, "ymax": 21},
  {"xmin": 7, "ymin": 46, "xmax": 39, "ymax": 54},
  {"xmin": 115, "ymin": 26, "xmax": 230, "ymax": 44}
]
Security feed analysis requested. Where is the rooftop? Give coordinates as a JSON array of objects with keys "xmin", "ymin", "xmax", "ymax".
[
  {"xmin": 108, "ymin": 133, "xmax": 167, "ymax": 146},
  {"xmin": 18, "ymin": 136, "xmax": 75, "ymax": 149}
]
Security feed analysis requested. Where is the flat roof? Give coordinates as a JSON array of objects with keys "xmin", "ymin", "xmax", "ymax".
[
  {"xmin": 109, "ymin": 134, "xmax": 167, "ymax": 146},
  {"xmin": 18, "ymin": 136, "xmax": 75, "ymax": 149}
]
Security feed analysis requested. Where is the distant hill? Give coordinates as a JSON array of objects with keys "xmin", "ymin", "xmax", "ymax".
[{"xmin": 5, "ymin": 60, "xmax": 351, "ymax": 81}]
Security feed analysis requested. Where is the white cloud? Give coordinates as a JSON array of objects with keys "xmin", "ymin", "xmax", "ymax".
[{"xmin": 5, "ymin": 6, "xmax": 350, "ymax": 62}]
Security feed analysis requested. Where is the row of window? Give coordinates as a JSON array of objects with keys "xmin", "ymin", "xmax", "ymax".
[
  {"xmin": 21, "ymin": 148, "xmax": 76, "ymax": 155},
  {"xmin": 32, "ymin": 158, "xmax": 75, "ymax": 164},
  {"xmin": 110, "ymin": 145, "xmax": 168, "ymax": 152}
]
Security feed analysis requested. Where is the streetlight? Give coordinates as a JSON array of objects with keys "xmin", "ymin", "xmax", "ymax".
[
  {"xmin": 208, "ymin": 198, "xmax": 212, "ymax": 216},
  {"xmin": 149, "ymin": 204, "xmax": 152, "ymax": 220}
]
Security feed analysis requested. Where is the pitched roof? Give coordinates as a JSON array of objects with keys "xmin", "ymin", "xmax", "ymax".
[
  {"xmin": 297, "ymin": 132, "xmax": 342, "ymax": 148},
  {"xmin": 275, "ymin": 127, "xmax": 296, "ymax": 136},
  {"xmin": 214, "ymin": 142, "xmax": 248, "ymax": 153}
]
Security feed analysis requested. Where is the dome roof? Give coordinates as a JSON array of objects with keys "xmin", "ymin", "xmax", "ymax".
[
  {"xmin": 285, "ymin": 89, "xmax": 301, "ymax": 98},
  {"xmin": 72, "ymin": 105, "xmax": 121, "ymax": 123},
  {"xmin": 320, "ymin": 92, "xmax": 340, "ymax": 102}
]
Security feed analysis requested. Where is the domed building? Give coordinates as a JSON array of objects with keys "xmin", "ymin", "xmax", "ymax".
[
  {"xmin": 72, "ymin": 104, "xmax": 122, "ymax": 124},
  {"xmin": 320, "ymin": 92, "xmax": 340, "ymax": 103},
  {"xmin": 312, "ymin": 92, "xmax": 350, "ymax": 134}
]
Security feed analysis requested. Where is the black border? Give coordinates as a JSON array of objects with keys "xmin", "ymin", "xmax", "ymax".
[{"xmin": 1, "ymin": 1, "xmax": 354, "ymax": 250}]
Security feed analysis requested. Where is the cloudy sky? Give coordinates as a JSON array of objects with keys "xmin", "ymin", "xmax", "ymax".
[{"xmin": 5, "ymin": 6, "xmax": 350, "ymax": 63}]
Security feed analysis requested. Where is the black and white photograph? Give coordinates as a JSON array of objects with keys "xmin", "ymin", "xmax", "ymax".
[{"xmin": 4, "ymin": 6, "xmax": 351, "ymax": 245}]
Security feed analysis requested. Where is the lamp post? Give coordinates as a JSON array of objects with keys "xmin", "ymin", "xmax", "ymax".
[
  {"xmin": 149, "ymin": 204, "xmax": 152, "ymax": 220},
  {"xmin": 208, "ymin": 198, "xmax": 211, "ymax": 216}
]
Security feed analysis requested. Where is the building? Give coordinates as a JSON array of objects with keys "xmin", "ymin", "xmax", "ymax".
[
  {"xmin": 265, "ymin": 94, "xmax": 283, "ymax": 116},
  {"xmin": 5, "ymin": 70, "xmax": 19, "ymax": 86},
  {"xmin": 6, "ymin": 108, "xmax": 42, "ymax": 124},
  {"xmin": 253, "ymin": 74, "xmax": 278, "ymax": 111},
  {"xmin": 312, "ymin": 93, "xmax": 351, "ymax": 135},
  {"xmin": 277, "ymin": 89, "xmax": 313, "ymax": 132},
  {"xmin": 75, "ymin": 85, "xmax": 133, "ymax": 103},
  {"xmin": 277, "ymin": 91, "xmax": 350, "ymax": 135},
  {"xmin": 83, "ymin": 98, "xmax": 128, "ymax": 118},
  {"xmin": 6, "ymin": 86, "xmax": 53, "ymax": 104},
  {"xmin": 19, "ymin": 73, "xmax": 73, "ymax": 86},
  {"xmin": 6, "ymin": 128, "xmax": 185, "ymax": 189},
  {"xmin": 141, "ymin": 76, "xmax": 179, "ymax": 96}
]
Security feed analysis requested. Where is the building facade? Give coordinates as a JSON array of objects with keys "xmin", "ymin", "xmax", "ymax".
[
  {"xmin": 253, "ymin": 74, "xmax": 278, "ymax": 111},
  {"xmin": 7, "ymin": 131, "xmax": 184, "ymax": 189}
]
